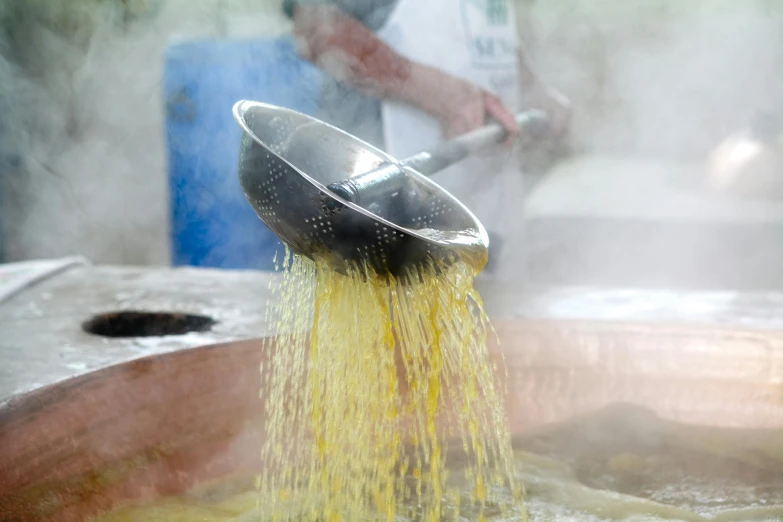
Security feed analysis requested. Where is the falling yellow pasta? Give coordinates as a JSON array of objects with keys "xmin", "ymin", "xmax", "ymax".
[{"xmin": 256, "ymin": 249, "xmax": 524, "ymax": 522}]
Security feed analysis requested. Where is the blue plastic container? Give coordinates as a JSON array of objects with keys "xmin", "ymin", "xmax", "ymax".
[{"xmin": 164, "ymin": 37, "xmax": 322, "ymax": 270}]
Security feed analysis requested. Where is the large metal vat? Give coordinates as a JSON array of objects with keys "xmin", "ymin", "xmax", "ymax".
[{"xmin": 2, "ymin": 318, "xmax": 783, "ymax": 521}]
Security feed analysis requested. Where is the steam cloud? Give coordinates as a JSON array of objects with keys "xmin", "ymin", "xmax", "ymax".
[{"xmin": 1, "ymin": 0, "xmax": 782, "ymax": 291}]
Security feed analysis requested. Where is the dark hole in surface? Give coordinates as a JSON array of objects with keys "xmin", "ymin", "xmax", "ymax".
[{"xmin": 82, "ymin": 311, "xmax": 216, "ymax": 338}]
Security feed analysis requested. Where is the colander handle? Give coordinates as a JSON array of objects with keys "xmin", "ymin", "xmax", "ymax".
[
  {"xmin": 326, "ymin": 109, "xmax": 549, "ymax": 205},
  {"xmin": 406, "ymin": 109, "xmax": 549, "ymax": 175}
]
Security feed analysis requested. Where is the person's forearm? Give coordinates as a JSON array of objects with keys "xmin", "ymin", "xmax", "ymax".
[
  {"xmin": 397, "ymin": 63, "xmax": 463, "ymax": 119},
  {"xmin": 292, "ymin": 5, "xmax": 422, "ymax": 103},
  {"xmin": 290, "ymin": 4, "xmax": 515, "ymax": 131}
]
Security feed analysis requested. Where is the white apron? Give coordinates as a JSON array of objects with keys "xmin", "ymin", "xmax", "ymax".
[{"xmin": 376, "ymin": 0, "xmax": 526, "ymax": 279}]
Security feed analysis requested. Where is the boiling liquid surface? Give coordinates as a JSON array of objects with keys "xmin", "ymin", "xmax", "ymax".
[{"xmin": 95, "ymin": 403, "xmax": 783, "ymax": 521}]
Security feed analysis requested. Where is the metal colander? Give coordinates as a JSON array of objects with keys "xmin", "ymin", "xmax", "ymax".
[{"xmin": 233, "ymin": 100, "xmax": 547, "ymax": 279}]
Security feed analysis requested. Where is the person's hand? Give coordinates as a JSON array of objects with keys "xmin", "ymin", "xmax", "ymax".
[
  {"xmin": 436, "ymin": 76, "xmax": 519, "ymax": 140},
  {"xmin": 404, "ymin": 64, "xmax": 518, "ymax": 140},
  {"xmin": 518, "ymin": 79, "xmax": 572, "ymax": 172},
  {"xmin": 522, "ymin": 81, "xmax": 572, "ymax": 142},
  {"xmin": 516, "ymin": 47, "xmax": 572, "ymax": 142}
]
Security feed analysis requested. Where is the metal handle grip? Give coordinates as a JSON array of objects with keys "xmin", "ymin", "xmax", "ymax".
[{"xmin": 327, "ymin": 110, "xmax": 549, "ymax": 205}]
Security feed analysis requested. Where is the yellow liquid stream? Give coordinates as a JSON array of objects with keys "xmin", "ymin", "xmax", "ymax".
[
  {"xmin": 94, "ymin": 250, "xmax": 523, "ymax": 521},
  {"xmin": 256, "ymin": 251, "xmax": 522, "ymax": 522}
]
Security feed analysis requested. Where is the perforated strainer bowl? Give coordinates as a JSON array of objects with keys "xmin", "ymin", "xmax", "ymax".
[{"xmin": 233, "ymin": 100, "xmax": 489, "ymax": 279}]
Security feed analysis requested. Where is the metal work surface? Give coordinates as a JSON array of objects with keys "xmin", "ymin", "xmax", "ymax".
[
  {"xmin": 4, "ymin": 264, "xmax": 783, "ymax": 403},
  {"xmin": 0, "ymin": 265, "xmax": 276, "ymax": 400}
]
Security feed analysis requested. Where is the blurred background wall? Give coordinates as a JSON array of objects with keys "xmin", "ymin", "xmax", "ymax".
[
  {"xmin": 518, "ymin": 0, "xmax": 783, "ymax": 159},
  {"xmin": 0, "ymin": 0, "xmax": 290, "ymax": 265}
]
